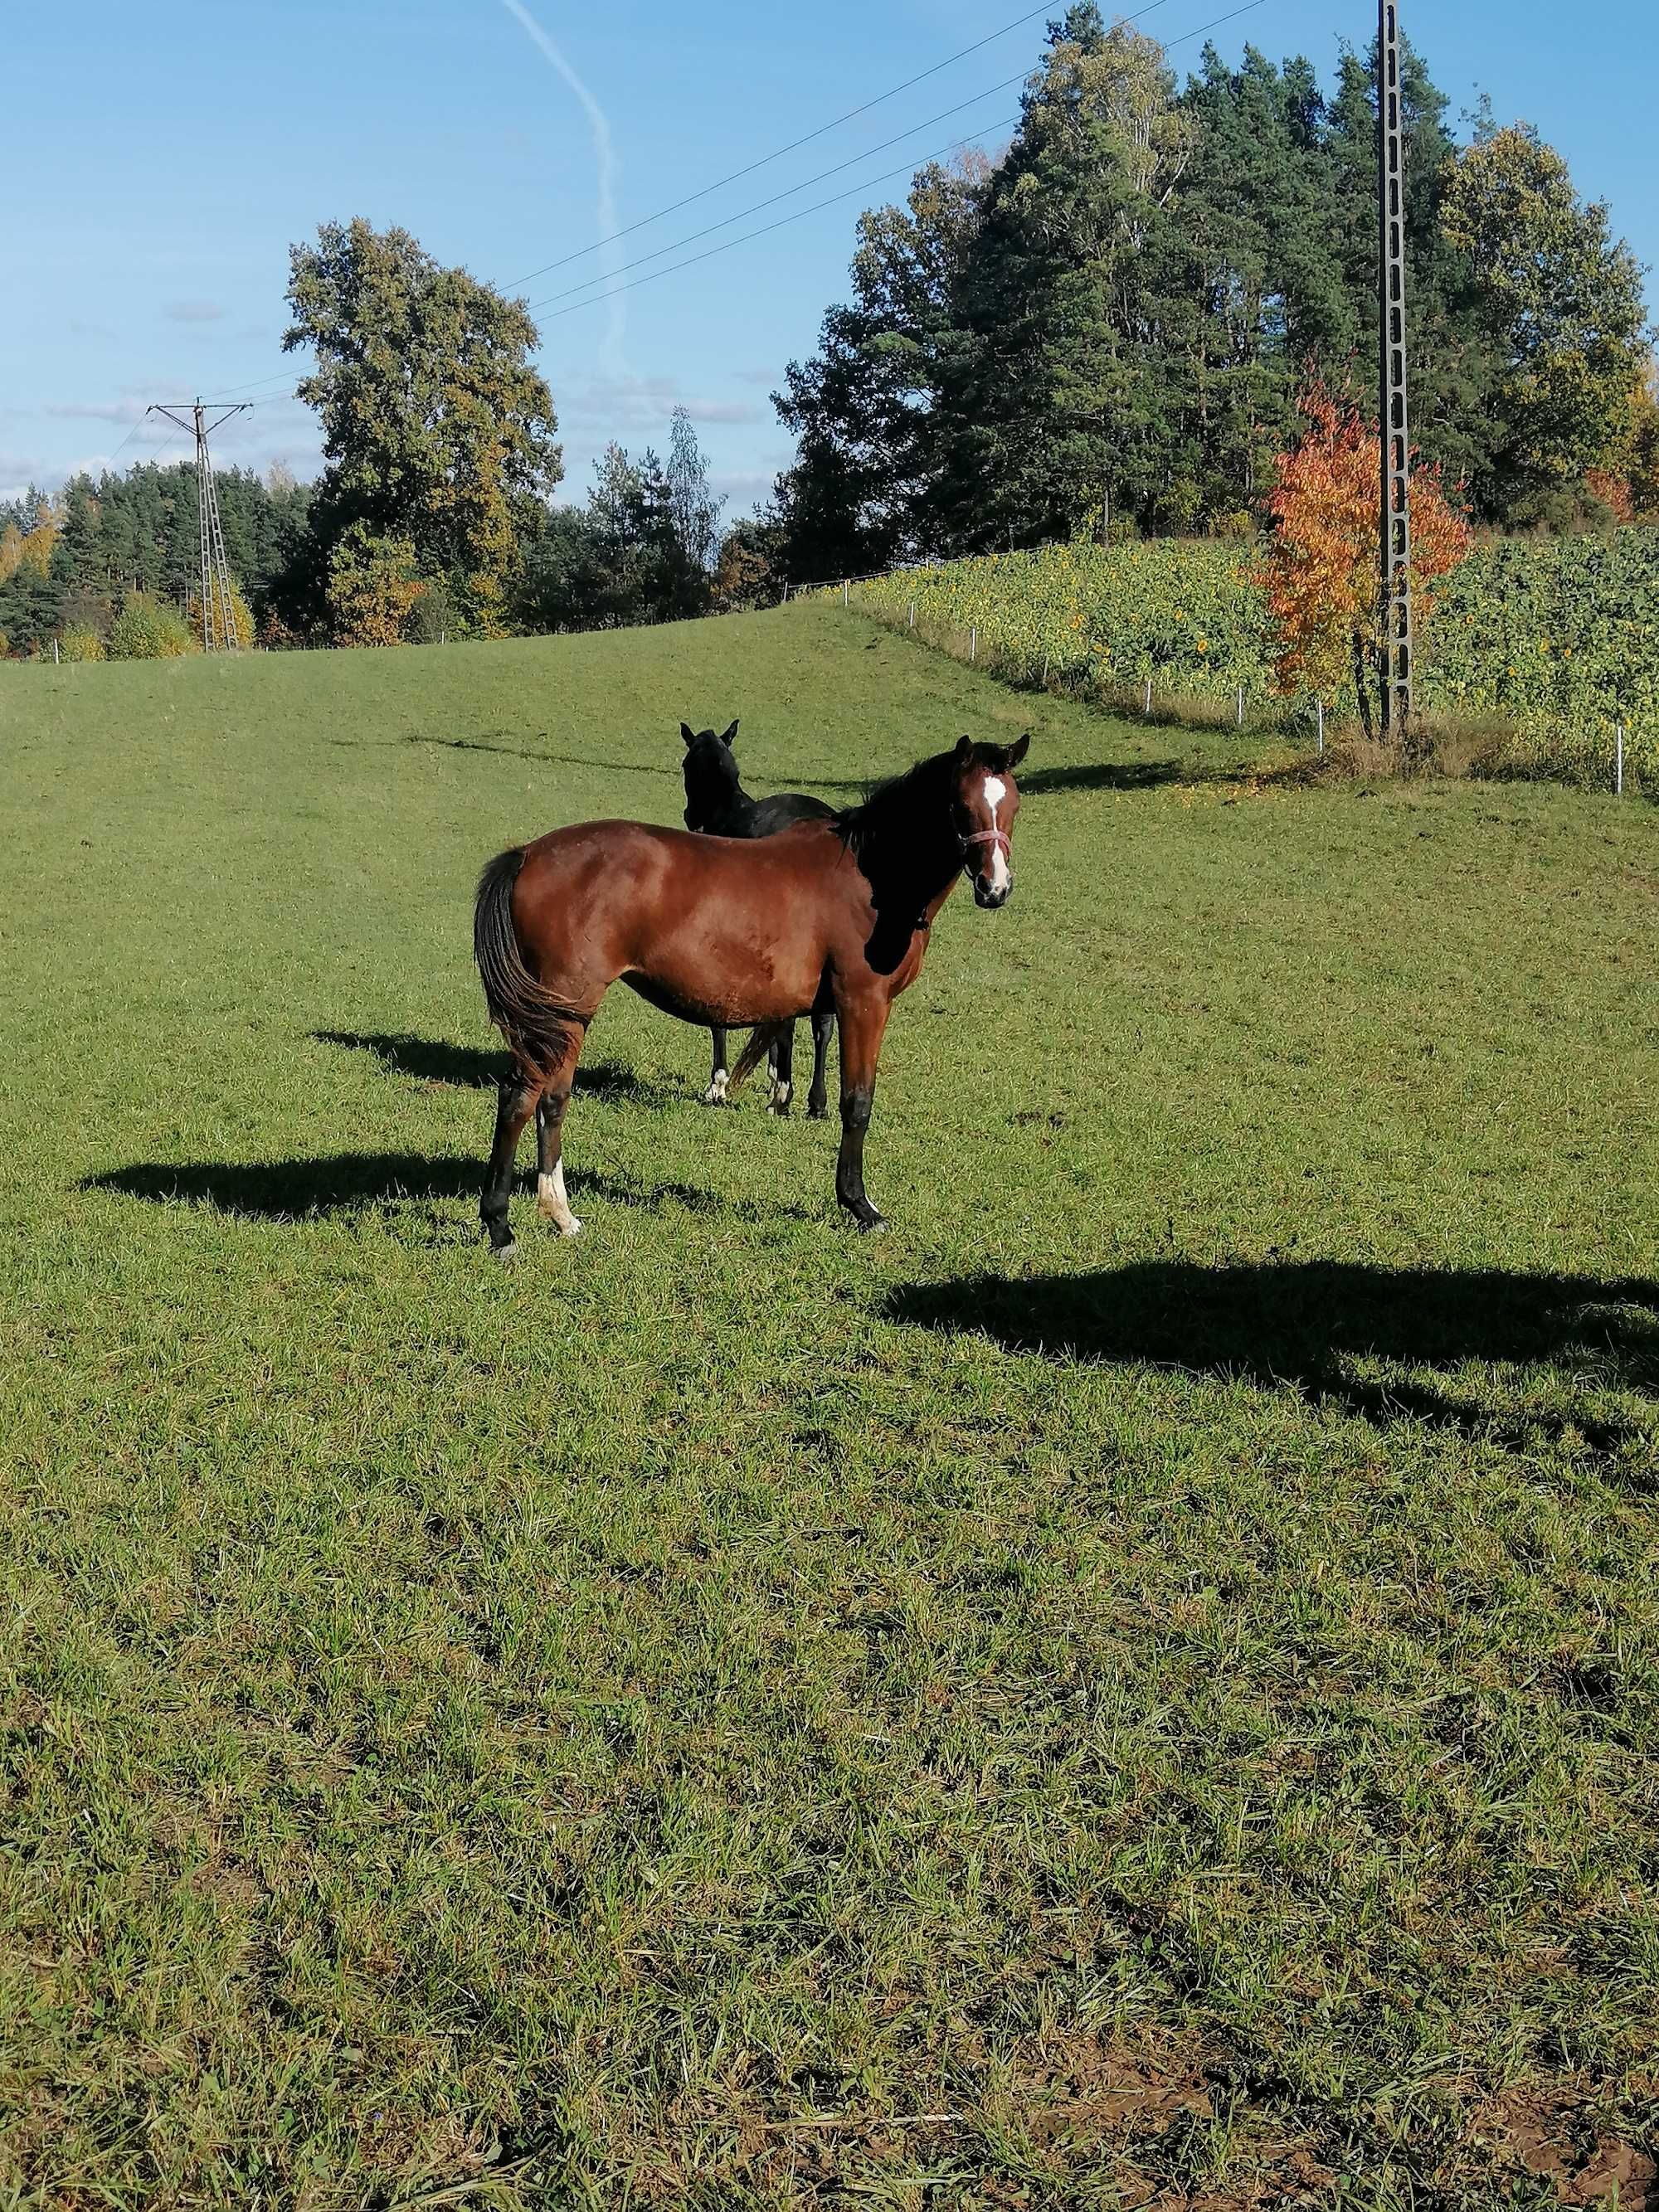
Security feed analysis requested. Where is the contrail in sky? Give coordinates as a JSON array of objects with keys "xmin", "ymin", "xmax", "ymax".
[{"xmin": 499, "ymin": 0, "xmax": 627, "ymax": 372}]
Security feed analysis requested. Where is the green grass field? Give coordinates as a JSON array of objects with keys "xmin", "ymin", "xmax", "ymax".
[{"xmin": 2, "ymin": 605, "xmax": 1656, "ymax": 2210}]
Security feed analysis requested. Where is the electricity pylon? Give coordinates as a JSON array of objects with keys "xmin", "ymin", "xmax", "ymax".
[
  {"xmin": 147, "ymin": 400, "xmax": 251, "ymax": 651},
  {"xmin": 1376, "ymin": 0, "xmax": 1413, "ymax": 739}
]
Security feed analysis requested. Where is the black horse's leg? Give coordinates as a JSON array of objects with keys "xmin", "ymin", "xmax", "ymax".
[
  {"xmin": 704, "ymin": 1024, "xmax": 731, "ymax": 1106},
  {"xmin": 482, "ymin": 1066, "xmax": 541, "ymax": 1258},
  {"xmin": 768, "ymin": 1021, "xmax": 796, "ymax": 1116},
  {"xmin": 534, "ymin": 1031, "xmax": 585, "ymax": 1237},
  {"xmin": 833, "ymin": 992, "xmax": 891, "ymax": 1231},
  {"xmin": 806, "ymin": 1005, "xmax": 834, "ymax": 1121}
]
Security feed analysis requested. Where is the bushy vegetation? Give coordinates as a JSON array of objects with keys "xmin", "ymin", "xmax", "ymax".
[
  {"xmin": 845, "ymin": 527, "xmax": 1659, "ymax": 786},
  {"xmin": 1432, "ymin": 532, "xmax": 1659, "ymax": 778},
  {"xmin": 106, "ymin": 591, "xmax": 199, "ymax": 660}
]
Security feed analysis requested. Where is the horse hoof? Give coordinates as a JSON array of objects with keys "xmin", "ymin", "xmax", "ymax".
[
  {"xmin": 855, "ymin": 1211, "xmax": 887, "ymax": 1235},
  {"xmin": 492, "ymin": 1238, "xmax": 518, "ymax": 1265},
  {"xmin": 806, "ymin": 1101, "xmax": 830, "ymax": 1121},
  {"xmin": 703, "ymin": 1076, "xmax": 732, "ymax": 1106}
]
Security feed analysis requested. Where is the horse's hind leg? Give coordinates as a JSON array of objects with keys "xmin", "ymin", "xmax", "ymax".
[
  {"xmin": 806, "ymin": 1005, "xmax": 834, "ymax": 1121},
  {"xmin": 768, "ymin": 1022, "xmax": 796, "ymax": 1116},
  {"xmin": 535, "ymin": 1030, "xmax": 586, "ymax": 1237},
  {"xmin": 482, "ymin": 1065, "xmax": 542, "ymax": 1259},
  {"xmin": 704, "ymin": 1024, "xmax": 731, "ymax": 1106}
]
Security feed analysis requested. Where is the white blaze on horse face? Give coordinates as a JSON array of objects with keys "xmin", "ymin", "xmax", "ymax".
[{"xmin": 980, "ymin": 775, "xmax": 1010, "ymax": 893}]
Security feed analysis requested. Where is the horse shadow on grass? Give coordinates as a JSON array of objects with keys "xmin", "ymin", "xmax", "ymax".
[
  {"xmin": 883, "ymin": 1262, "xmax": 1659, "ymax": 1475},
  {"xmin": 85, "ymin": 1153, "xmax": 816, "ymax": 1228},
  {"xmin": 1019, "ymin": 759, "xmax": 1185, "ymax": 797},
  {"xmin": 314, "ymin": 1030, "xmax": 665, "ymax": 1106}
]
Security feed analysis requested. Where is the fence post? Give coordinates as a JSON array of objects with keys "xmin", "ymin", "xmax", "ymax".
[
  {"xmin": 908, "ymin": 600, "xmax": 915, "ymax": 629},
  {"xmin": 970, "ymin": 624, "xmax": 976, "ymax": 664},
  {"xmin": 1236, "ymin": 685, "xmax": 1244, "ymax": 728},
  {"xmin": 782, "ymin": 583, "xmax": 790, "ymax": 605},
  {"xmin": 1041, "ymin": 653, "xmax": 1048, "ymax": 688},
  {"xmin": 842, "ymin": 579, "xmax": 849, "ymax": 607},
  {"xmin": 1616, "ymin": 722, "xmax": 1625, "ymax": 796},
  {"xmin": 53, "ymin": 639, "xmax": 60, "ymax": 664},
  {"xmin": 1316, "ymin": 698, "xmax": 1325, "ymax": 755},
  {"xmin": 1144, "ymin": 677, "xmax": 1152, "ymax": 717}
]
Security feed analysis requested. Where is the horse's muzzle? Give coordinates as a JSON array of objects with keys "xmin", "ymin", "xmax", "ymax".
[{"xmin": 974, "ymin": 873, "xmax": 1011, "ymax": 910}]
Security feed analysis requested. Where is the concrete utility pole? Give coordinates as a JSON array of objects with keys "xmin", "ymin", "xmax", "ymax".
[
  {"xmin": 1377, "ymin": 0, "xmax": 1413, "ymax": 738},
  {"xmin": 146, "ymin": 401, "xmax": 251, "ymax": 650}
]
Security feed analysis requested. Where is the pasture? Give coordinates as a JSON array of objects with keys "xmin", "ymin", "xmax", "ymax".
[{"xmin": 1, "ymin": 603, "xmax": 1656, "ymax": 2209}]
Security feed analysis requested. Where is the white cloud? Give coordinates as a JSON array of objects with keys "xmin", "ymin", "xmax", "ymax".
[
  {"xmin": 499, "ymin": 0, "xmax": 626, "ymax": 377},
  {"xmin": 556, "ymin": 372, "xmax": 761, "ymax": 432}
]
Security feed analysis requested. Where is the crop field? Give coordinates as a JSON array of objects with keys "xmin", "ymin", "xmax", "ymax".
[
  {"xmin": 843, "ymin": 532, "xmax": 1659, "ymax": 789},
  {"xmin": 1, "ymin": 601, "xmax": 1657, "ymax": 2209}
]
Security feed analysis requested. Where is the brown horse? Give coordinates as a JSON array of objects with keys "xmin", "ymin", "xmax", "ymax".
[{"xmin": 473, "ymin": 732, "xmax": 1028, "ymax": 1254}]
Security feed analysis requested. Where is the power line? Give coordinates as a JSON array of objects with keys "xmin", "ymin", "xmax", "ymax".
[
  {"xmin": 149, "ymin": 0, "xmax": 1268, "ymax": 418},
  {"xmin": 521, "ymin": 74, "xmax": 1032, "ymax": 317},
  {"xmin": 527, "ymin": 0, "xmax": 1268, "ymax": 324},
  {"xmin": 501, "ymin": 0, "xmax": 1173, "ymax": 291}
]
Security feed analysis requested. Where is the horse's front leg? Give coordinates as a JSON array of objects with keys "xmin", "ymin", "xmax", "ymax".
[
  {"xmin": 704, "ymin": 1024, "xmax": 731, "ymax": 1106},
  {"xmin": 833, "ymin": 990, "xmax": 892, "ymax": 1231},
  {"xmin": 768, "ymin": 1021, "xmax": 796, "ymax": 1116}
]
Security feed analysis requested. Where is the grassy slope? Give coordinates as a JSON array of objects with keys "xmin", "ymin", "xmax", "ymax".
[{"xmin": 0, "ymin": 606, "xmax": 1655, "ymax": 2210}]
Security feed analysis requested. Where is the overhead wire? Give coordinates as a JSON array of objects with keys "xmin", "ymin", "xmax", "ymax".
[
  {"xmin": 527, "ymin": 0, "xmax": 1268, "ymax": 324},
  {"xmin": 151, "ymin": 0, "xmax": 1269, "ymax": 418},
  {"xmin": 500, "ymin": 0, "xmax": 1174, "ymax": 289}
]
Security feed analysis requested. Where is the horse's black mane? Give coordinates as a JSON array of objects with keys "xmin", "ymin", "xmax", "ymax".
[{"xmin": 836, "ymin": 749, "xmax": 956, "ymax": 861}]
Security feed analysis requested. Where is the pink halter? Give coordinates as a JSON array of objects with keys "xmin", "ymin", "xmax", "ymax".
[{"xmin": 961, "ymin": 826, "xmax": 1010, "ymax": 856}]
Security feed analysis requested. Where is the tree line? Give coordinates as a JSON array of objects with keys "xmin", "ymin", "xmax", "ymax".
[
  {"xmin": 761, "ymin": 6, "xmax": 1657, "ymax": 581},
  {"xmin": 4, "ymin": 7, "xmax": 1653, "ymax": 659}
]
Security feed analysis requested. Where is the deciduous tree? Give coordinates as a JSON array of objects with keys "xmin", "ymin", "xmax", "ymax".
[
  {"xmin": 1260, "ymin": 384, "xmax": 1469, "ymax": 733},
  {"xmin": 285, "ymin": 219, "xmax": 562, "ymax": 634}
]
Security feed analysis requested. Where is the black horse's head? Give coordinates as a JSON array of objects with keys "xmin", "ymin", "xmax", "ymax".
[
  {"xmin": 681, "ymin": 719, "xmax": 742, "ymax": 832},
  {"xmin": 949, "ymin": 732, "xmax": 1029, "ymax": 909}
]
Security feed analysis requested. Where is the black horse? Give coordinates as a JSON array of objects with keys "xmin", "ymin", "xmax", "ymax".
[{"xmin": 680, "ymin": 719, "xmax": 836, "ymax": 1117}]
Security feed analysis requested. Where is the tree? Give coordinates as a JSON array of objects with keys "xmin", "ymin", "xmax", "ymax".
[
  {"xmin": 771, "ymin": 153, "xmax": 985, "ymax": 578},
  {"xmin": 285, "ymin": 218, "xmax": 562, "ymax": 633},
  {"xmin": 327, "ymin": 523, "xmax": 426, "ymax": 647},
  {"xmin": 1630, "ymin": 365, "xmax": 1659, "ymax": 518},
  {"xmin": 663, "ymin": 407, "xmax": 724, "ymax": 618},
  {"xmin": 108, "ymin": 593, "xmax": 198, "ymax": 659},
  {"xmin": 932, "ymin": 10, "xmax": 1201, "ymax": 547},
  {"xmin": 712, "ymin": 518, "xmax": 779, "ymax": 612},
  {"xmin": 1443, "ymin": 124, "xmax": 1652, "ymax": 517},
  {"xmin": 1259, "ymin": 383, "xmax": 1470, "ymax": 734}
]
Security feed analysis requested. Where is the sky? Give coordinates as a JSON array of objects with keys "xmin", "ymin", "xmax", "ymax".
[{"xmin": 3, "ymin": 0, "xmax": 1656, "ymax": 517}]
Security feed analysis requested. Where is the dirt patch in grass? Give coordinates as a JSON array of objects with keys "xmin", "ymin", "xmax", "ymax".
[{"xmin": 1473, "ymin": 2083, "xmax": 1658, "ymax": 2207}]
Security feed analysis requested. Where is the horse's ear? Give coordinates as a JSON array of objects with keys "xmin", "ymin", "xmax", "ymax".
[
  {"xmin": 1007, "ymin": 732, "xmax": 1030, "ymax": 769},
  {"xmin": 721, "ymin": 719, "xmax": 739, "ymax": 744},
  {"xmin": 681, "ymin": 722, "xmax": 696, "ymax": 745},
  {"xmin": 954, "ymin": 734, "xmax": 974, "ymax": 765}
]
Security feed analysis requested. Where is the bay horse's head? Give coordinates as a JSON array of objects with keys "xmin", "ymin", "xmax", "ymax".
[
  {"xmin": 951, "ymin": 732, "xmax": 1029, "ymax": 910},
  {"xmin": 681, "ymin": 718, "xmax": 742, "ymax": 830}
]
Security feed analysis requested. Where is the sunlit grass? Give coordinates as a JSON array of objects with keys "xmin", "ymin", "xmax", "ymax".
[{"xmin": 0, "ymin": 605, "xmax": 1655, "ymax": 2208}]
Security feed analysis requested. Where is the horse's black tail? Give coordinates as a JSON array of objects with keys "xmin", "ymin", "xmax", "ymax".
[
  {"xmin": 473, "ymin": 846, "xmax": 581, "ymax": 1080},
  {"xmin": 727, "ymin": 1020, "xmax": 790, "ymax": 1095}
]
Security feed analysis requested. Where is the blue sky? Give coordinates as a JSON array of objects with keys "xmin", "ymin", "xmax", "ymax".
[{"xmin": 3, "ymin": 0, "xmax": 1655, "ymax": 515}]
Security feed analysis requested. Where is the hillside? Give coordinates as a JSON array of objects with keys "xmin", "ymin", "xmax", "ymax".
[{"xmin": 1, "ymin": 605, "xmax": 1656, "ymax": 2207}]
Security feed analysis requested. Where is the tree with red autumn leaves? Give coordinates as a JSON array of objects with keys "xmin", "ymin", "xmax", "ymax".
[{"xmin": 1260, "ymin": 385, "xmax": 1471, "ymax": 738}]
